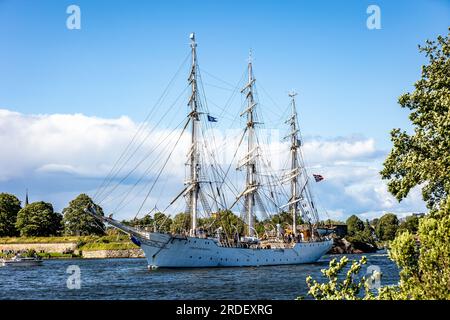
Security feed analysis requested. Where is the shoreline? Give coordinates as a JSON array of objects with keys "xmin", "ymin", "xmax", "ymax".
[{"xmin": 0, "ymin": 236, "xmax": 142, "ymax": 259}]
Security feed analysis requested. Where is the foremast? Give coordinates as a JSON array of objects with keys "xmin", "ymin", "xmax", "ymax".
[
  {"xmin": 239, "ymin": 53, "xmax": 258, "ymax": 238},
  {"xmin": 188, "ymin": 32, "xmax": 200, "ymax": 236}
]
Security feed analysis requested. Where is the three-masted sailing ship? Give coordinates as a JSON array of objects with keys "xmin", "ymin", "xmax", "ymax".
[{"xmin": 86, "ymin": 33, "xmax": 333, "ymax": 268}]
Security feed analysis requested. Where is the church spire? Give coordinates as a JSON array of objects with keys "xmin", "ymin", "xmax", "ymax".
[{"xmin": 25, "ymin": 189, "xmax": 29, "ymax": 206}]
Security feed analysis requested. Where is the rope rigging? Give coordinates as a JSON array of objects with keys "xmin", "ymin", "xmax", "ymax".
[{"xmin": 89, "ymin": 37, "xmax": 326, "ymax": 239}]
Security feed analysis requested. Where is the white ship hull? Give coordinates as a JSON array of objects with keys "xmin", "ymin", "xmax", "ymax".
[{"xmin": 137, "ymin": 232, "xmax": 333, "ymax": 268}]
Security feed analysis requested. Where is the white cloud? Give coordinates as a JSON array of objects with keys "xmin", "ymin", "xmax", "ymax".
[
  {"xmin": 302, "ymin": 136, "xmax": 379, "ymax": 163},
  {"xmin": 0, "ymin": 109, "xmax": 427, "ymax": 221}
]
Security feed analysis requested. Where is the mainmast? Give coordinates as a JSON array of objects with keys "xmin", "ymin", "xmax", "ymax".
[
  {"xmin": 188, "ymin": 32, "xmax": 200, "ymax": 236},
  {"xmin": 288, "ymin": 92, "xmax": 300, "ymax": 236},
  {"xmin": 240, "ymin": 52, "xmax": 258, "ymax": 237}
]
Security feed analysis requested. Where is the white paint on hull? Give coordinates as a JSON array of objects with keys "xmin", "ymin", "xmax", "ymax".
[{"xmin": 138, "ymin": 232, "xmax": 333, "ymax": 268}]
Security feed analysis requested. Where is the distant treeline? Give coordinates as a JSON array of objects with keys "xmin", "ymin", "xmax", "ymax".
[
  {"xmin": 322, "ymin": 213, "xmax": 422, "ymax": 243},
  {"xmin": 0, "ymin": 193, "xmax": 105, "ymax": 237},
  {"xmin": 0, "ymin": 192, "xmax": 422, "ymax": 241}
]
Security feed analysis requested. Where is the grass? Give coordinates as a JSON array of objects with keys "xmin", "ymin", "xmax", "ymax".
[
  {"xmin": 78, "ymin": 242, "xmax": 139, "ymax": 251},
  {"xmin": 0, "ymin": 233, "xmax": 140, "ymax": 259},
  {"xmin": 0, "ymin": 236, "xmax": 83, "ymax": 244},
  {"xmin": 37, "ymin": 252, "xmax": 81, "ymax": 259}
]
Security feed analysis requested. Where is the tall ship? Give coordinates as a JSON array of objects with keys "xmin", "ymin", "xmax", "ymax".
[{"xmin": 86, "ymin": 33, "xmax": 333, "ymax": 268}]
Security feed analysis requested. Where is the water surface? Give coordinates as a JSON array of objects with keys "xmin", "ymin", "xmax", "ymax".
[{"xmin": 0, "ymin": 253, "xmax": 399, "ymax": 300}]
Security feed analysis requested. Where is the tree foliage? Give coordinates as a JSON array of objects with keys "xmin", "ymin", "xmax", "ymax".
[
  {"xmin": 346, "ymin": 215, "xmax": 364, "ymax": 237},
  {"xmin": 307, "ymin": 200, "xmax": 450, "ymax": 300},
  {"xmin": 383, "ymin": 200, "xmax": 450, "ymax": 299},
  {"xmin": 305, "ymin": 30, "xmax": 450, "ymax": 300},
  {"xmin": 16, "ymin": 201, "xmax": 62, "ymax": 236},
  {"xmin": 398, "ymin": 215, "xmax": 420, "ymax": 234},
  {"xmin": 171, "ymin": 212, "xmax": 191, "ymax": 234},
  {"xmin": 353, "ymin": 220, "xmax": 376, "ymax": 245},
  {"xmin": 300, "ymin": 256, "xmax": 377, "ymax": 300},
  {"xmin": 0, "ymin": 193, "xmax": 21, "ymax": 237},
  {"xmin": 123, "ymin": 214, "xmax": 154, "ymax": 229},
  {"xmin": 153, "ymin": 212, "xmax": 172, "ymax": 232},
  {"xmin": 375, "ymin": 213, "xmax": 399, "ymax": 241},
  {"xmin": 380, "ymin": 29, "xmax": 450, "ymax": 210},
  {"xmin": 200, "ymin": 210, "xmax": 245, "ymax": 239},
  {"xmin": 62, "ymin": 194, "xmax": 105, "ymax": 236}
]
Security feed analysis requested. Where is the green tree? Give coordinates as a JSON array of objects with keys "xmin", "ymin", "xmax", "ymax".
[
  {"xmin": 200, "ymin": 210, "xmax": 245, "ymax": 240},
  {"xmin": 360, "ymin": 220, "xmax": 376, "ymax": 245},
  {"xmin": 170, "ymin": 212, "xmax": 191, "ymax": 234},
  {"xmin": 304, "ymin": 30, "xmax": 450, "ymax": 300},
  {"xmin": 16, "ymin": 201, "xmax": 62, "ymax": 236},
  {"xmin": 375, "ymin": 213, "xmax": 399, "ymax": 241},
  {"xmin": 0, "ymin": 193, "xmax": 21, "ymax": 236},
  {"xmin": 383, "ymin": 200, "xmax": 450, "ymax": 299},
  {"xmin": 346, "ymin": 215, "xmax": 364, "ymax": 237},
  {"xmin": 380, "ymin": 30, "xmax": 450, "ymax": 210},
  {"xmin": 300, "ymin": 256, "xmax": 376, "ymax": 300},
  {"xmin": 62, "ymin": 194, "xmax": 105, "ymax": 236},
  {"xmin": 370, "ymin": 218, "xmax": 379, "ymax": 228},
  {"xmin": 321, "ymin": 219, "xmax": 345, "ymax": 226},
  {"xmin": 304, "ymin": 199, "xmax": 450, "ymax": 300},
  {"xmin": 153, "ymin": 212, "xmax": 172, "ymax": 232},
  {"xmin": 398, "ymin": 215, "xmax": 420, "ymax": 234},
  {"xmin": 345, "ymin": 218, "xmax": 377, "ymax": 252},
  {"xmin": 123, "ymin": 214, "xmax": 154, "ymax": 229},
  {"xmin": 270, "ymin": 211, "xmax": 293, "ymax": 228}
]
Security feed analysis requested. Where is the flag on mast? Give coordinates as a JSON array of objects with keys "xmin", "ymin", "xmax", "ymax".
[
  {"xmin": 313, "ymin": 174, "xmax": 324, "ymax": 182},
  {"xmin": 207, "ymin": 114, "xmax": 218, "ymax": 122}
]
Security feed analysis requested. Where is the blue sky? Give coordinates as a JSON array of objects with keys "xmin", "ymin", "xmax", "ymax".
[{"xmin": 0, "ymin": 0, "xmax": 449, "ymax": 220}]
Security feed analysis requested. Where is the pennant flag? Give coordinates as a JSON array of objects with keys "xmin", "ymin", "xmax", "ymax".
[
  {"xmin": 207, "ymin": 115, "xmax": 218, "ymax": 122},
  {"xmin": 313, "ymin": 174, "xmax": 324, "ymax": 182}
]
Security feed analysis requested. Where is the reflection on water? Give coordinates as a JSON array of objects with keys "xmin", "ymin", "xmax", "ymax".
[{"xmin": 0, "ymin": 253, "xmax": 398, "ymax": 300}]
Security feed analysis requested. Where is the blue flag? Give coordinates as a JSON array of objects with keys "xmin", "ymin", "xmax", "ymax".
[{"xmin": 207, "ymin": 115, "xmax": 218, "ymax": 122}]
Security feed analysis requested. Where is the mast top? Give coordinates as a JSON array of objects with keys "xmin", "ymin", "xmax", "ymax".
[
  {"xmin": 288, "ymin": 91, "xmax": 298, "ymax": 98},
  {"xmin": 190, "ymin": 32, "xmax": 197, "ymax": 47}
]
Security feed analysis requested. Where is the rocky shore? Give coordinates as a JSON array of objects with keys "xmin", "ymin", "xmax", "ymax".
[
  {"xmin": 81, "ymin": 248, "xmax": 144, "ymax": 259},
  {"xmin": 327, "ymin": 237, "xmax": 378, "ymax": 254}
]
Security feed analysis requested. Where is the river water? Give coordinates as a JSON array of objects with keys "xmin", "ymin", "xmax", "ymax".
[{"xmin": 0, "ymin": 252, "xmax": 399, "ymax": 300}]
